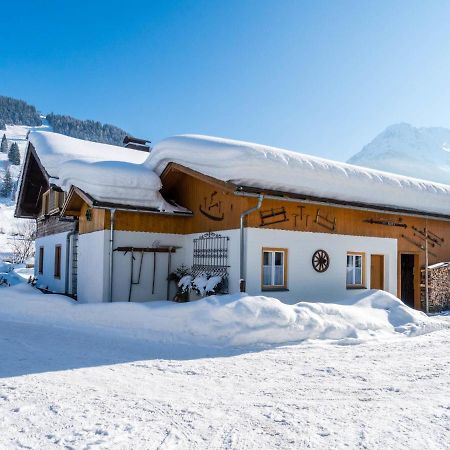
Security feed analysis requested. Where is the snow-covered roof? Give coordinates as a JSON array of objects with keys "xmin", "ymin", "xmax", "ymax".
[
  {"xmin": 146, "ymin": 134, "xmax": 450, "ymax": 218},
  {"xmin": 28, "ymin": 131, "xmax": 185, "ymax": 212}
]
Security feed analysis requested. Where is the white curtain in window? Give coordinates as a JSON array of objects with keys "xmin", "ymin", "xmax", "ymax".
[
  {"xmin": 354, "ymin": 255, "xmax": 362, "ymax": 284},
  {"xmin": 274, "ymin": 252, "xmax": 283, "ymax": 285},
  {"xmin": 263, "ymin": 252, "xmax": 272, "ymax": 285},
  {"xmin": 347, "ymin": 254, "xmax": 363, "ymax": 285},
  {"xmin": 263, "ymin": 251, "xmax": 284, "ymax": 286},
  {"xmin": 346, "ymin": 255, "xmax": 353, "ymax": 284}
]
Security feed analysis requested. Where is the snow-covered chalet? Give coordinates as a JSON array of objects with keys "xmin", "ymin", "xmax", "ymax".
[{"xmin": 15, "ymin": 131, "xmax": 450, "ymax": 310}]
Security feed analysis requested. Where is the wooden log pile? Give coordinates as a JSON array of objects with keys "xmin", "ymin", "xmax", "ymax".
[{"xmin": 421, "ymin": 263, "xmax": 450, "ymax": 312}]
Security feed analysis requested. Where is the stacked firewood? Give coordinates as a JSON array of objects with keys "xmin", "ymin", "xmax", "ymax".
[{"xmin": 421, "ymin": 263, "xmax": 450, "ymax": 312}]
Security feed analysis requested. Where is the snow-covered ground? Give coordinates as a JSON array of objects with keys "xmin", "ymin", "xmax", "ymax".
[
  {"xmin": 0, "ymin": 261, "xmax": 33, "ymax": 286},
  {"xmin": 0, "ymin": 201, "xmax": 16, "ymax": 261},
  {"xmin": 0, "ymin": 283, "xmax": 449, "ymax": 449}
]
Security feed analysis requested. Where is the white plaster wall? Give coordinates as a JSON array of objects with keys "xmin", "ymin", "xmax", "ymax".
[
  {"xmin": 110, "ymin": 229, "xmax": 241, "ymax": 302},
  {"xmin": 244, "ymin": 228, "xmax": 397, "ymax": 304},
  {"xmin": 77, "ymin": 230, "xmax": 109, "ymax": 303},
  {"xmin": 35, "ymin": 231, "xmax": 70, "ymax": 294},
  {"xmin": 76, "ymin": 226, "xmax": 397, "ymax": 305},
  {"xmin": 77, "ymin": 230, "xmax": 187, "ymax": 303},
  {"xmin": 77, "ymin": 229, "xmax": 241, "ymax": 303},
  {"xmin": 111, "ymin": 231, "xmax": 186, "ymax": 302},
  {"xmin": 67, "ymin": 234, "xmax": 77, "ymax": 295}
]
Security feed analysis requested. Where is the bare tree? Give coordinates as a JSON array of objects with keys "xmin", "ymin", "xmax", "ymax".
[{"xmin": 10, "ymin": 221, "xmax": 36, "ymax": 264}]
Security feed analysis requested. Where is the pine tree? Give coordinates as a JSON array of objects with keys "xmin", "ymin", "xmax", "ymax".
[
  {"xmin": 8, "ymin": 142, "xmax": 20, "ymax": 165},
  {"xmin": 1, "ymin": 167, "xmax": 13, "ymax": 197},
  {"xmin": 0, "ymin": 96, "xmax": 42, "ymax": 127},
  {"xmin": 1, "ymin": 134, "xmax": 7, "ymax": 153}
]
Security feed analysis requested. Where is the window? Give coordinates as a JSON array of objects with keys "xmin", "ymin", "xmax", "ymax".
[
  {"xmin": 38, "ymin": 247, "xmax": 44, "ymax": 274},
  {"xmin": 262, "ymin": 248, "xmax": 287, "ymax": 289},
  {"xmin": 346, "ymin": 252, "xmax": 365, "ymax": 288},
  {"xmin": 54, "ymin": 245, "xmax": 62, "ymax": 279}
]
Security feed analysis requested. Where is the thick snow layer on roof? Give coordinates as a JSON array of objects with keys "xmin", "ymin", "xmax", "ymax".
[
  {"xmin": 147, "ymin": 134, "xmax": 450, "ymax": 217},
  {"xmin": 28, "ymin": 131, "xmax": 182, "ymax": 211},
  {"xmin": 29, "ymin": 130, "xmax": 148, "ymax": 173}
]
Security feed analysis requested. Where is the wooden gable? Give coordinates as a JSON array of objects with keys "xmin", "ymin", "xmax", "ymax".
[
  {"xmin": 15, "ymin": 143, "xmax": 49, "ymax": 219},
  {"xmin": 160, "ymin": 163, "xmax": 249, "ymax": 234}
]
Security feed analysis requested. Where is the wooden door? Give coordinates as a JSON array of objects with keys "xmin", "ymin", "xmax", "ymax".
[{"xmin": 370, "ymin": 255, "xmax": 384, "ymax": 290}]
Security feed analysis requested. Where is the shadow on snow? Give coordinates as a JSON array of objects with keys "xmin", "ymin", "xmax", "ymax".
[{"xmin": 0, "ymin": 317, "xmax": 283, "ymax": 378}]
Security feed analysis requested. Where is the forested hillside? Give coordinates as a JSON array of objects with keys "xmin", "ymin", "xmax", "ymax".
[
  {"xmin": 0, "ymin": 95, "xmax": 128, "ymax": 146},
  {"xmin": 0, "ymin": 96, "xmax": 42, "ymax": 130},
  {"xmin": 46, "ymin": 113, "xmax": 127, "ymax": 146}
]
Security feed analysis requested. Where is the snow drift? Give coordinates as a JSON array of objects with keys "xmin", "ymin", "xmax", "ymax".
[
  {"xmin": 147, "ymin": 134, "xmax": 450, "ymax": 217},
  {"xmin": 0, "ymin": 286, "xmax": 446, "ymax": 348}
]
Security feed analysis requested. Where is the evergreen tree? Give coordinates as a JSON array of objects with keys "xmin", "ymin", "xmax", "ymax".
[
  {"xmin": 1, "ymin": 167, "xmax": 13, "ymax": 197},
  {"xmin": 0, "ymin": 96, "xmax": 42, "ymax": 127},
  {"xmin": 1, "ymin": 134, "xmax": 7, "ymax": 153},
  {"xmin": 8, "ymin": 142, "xmax": 20, "ymax": 165},
  {"xmin": 46, "ymin": 113, "xmax": 128, "ymax": 145}
]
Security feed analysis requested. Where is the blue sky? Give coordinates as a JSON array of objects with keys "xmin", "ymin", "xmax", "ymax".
[{"xmin": 1, "ymin": 0, "xmax": 450, "ymax": 160}]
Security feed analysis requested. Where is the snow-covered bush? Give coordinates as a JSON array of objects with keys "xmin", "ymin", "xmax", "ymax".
[
  {"xmin": 191, "ymin": 273, "xmax": 223, "ymax": 296},
  {"xmin": 176, "ymin": 268, "xmax": 224, "ymax": 299},
  {"xmin": 168, "ymin": 265, "xmax": 192, "ymax": 302},
  {"xmin": 178, "ymin": 274, "xmax": 192, "ymax": 294}
]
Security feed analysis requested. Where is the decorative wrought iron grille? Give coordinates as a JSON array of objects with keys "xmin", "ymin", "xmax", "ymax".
[{"xmin": 192, "ymin": 232, "xmax": 229, "ymax": 279}]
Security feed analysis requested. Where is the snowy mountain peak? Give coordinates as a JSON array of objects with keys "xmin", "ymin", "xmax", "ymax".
[{"xmin": 348, "ymin": 123, "xmax": 450, "ymax": 184}]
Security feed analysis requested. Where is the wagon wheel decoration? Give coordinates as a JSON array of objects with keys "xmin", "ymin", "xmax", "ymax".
[{"xmin": 312, "ymin": 249, "xmax": 330, "ymax": 273}]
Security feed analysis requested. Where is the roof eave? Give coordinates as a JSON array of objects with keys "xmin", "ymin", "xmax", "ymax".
[
  {"xmin": 62, "ymin": 186, "xmax": 193, "ymax": 217},
  {"xmin": 235, "ymin": 185, "xmax": 450, "ymax": 222},
  {"xmin": 90, "ymin": 198, "xmax": 193, "ymax": 216}
]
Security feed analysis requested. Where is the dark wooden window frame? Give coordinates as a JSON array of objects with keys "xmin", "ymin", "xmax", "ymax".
[
  {"xmin": 38, "ymin": 246, "xmax": 44, "ymax": 275},
  {"xmin": 54, "ymin": 245, "xmax": 62, "ymax": 279}
]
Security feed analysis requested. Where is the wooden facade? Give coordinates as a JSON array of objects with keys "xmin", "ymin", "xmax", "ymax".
[{"xmin": 36, "ymin": 215, "xmax": 76, "ymax": 238}]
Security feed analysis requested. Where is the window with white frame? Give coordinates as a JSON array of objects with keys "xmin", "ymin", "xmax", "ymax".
[
  {"xmin": 262, "ymin": 248, "xmax": 287, "ymax": 289},
  {"xmin": 346, "ymin": 252, "xmax": 365, "ymax": 288}
]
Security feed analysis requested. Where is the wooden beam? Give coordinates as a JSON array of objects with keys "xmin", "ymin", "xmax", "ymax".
[{"xmin": 160, "ymin": 162, "xmax": 236, "ymax": 193}]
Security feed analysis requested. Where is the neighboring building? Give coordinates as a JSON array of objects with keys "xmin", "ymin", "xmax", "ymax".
[{"xmin": 15, "ymin": 132, "xmax": 450, "ymax": 310}]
